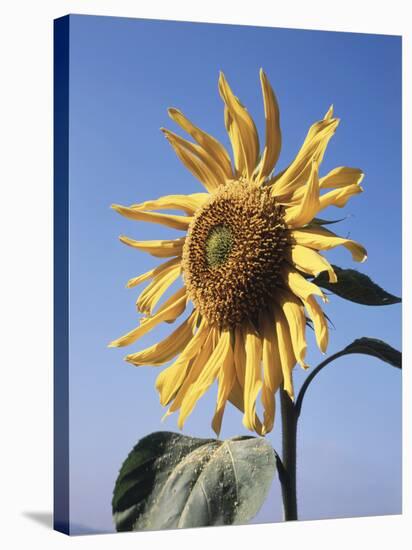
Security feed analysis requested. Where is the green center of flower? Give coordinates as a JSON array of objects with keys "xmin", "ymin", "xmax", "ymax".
[{"xmin": 205, "ymin": 225, "xmax": 233, "ymax": 267}]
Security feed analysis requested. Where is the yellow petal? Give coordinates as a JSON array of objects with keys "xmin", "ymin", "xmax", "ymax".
[
  {"xmin": 254, "ymin": 69, "xmax": 281, "ymax": 182},
  {"xmin": 319, "ymin": 183, "xmax": 363, "ymax": 211},
  {"xmin": 162, "ymin": 128, "xmax": 228, "ymax": 189},
  {"xmin": 224, "ymin": 107, "xmax": 244, "ymax": 176},
  {"xmin": 166, "ymin": 326, "xmax": 216, "ymax": 414},
  {"xmin": 283, "ymin": 161, "xmax": 320, "ymax": 227},
  {"xmin": 232, "ymin": 326, "xmax": 263, "ymax": 434},
  {"xmin": 143, "ymin": 285, "xmax": 187, "ymax": 320},
  {"xmin": 273, "ymin": 304, "xmax": 296, "ymax": 399},
  {"xmin": 304, "ymin": 295, "xmax": 329, "ymax": 353},
  {"xmin": 219, "ymin": 72, "xmax": 259, "ymax": 180},
  {"xmin": 290, "ymin": 244, "xmax": 337, "ymax": 283},
  {"xmin": 211, "ymin": 340, "xmax": 236, "ymax": 436},
  {"xmin": 155, "ymin": 319, "xmax": 209, "ymax": 406},
  {"xmin": 281, "ymin": 265, "xmax": 327, "ymax": 302},
  {"xmin": 112, "ymin": 203, "xmax": 191, "ymax": 231},
  {"xmin": 130, "ymin": 193, "xmax": 209, "ymax": 215},
  {"xmin": 168, "ymin": 108, "xmax": 233, "ymax": 180},
  {"xmin": 126, "ymin": 258, "xmax": 181, "ymax": 289},
  {"xmin": 261, "ymin": 312, "xmax": 283, "ymax": 434},
  {"xmin": 136, "ymin": 262, "xmax": 181, "ymax": 314},
  {"xmin": 291, "ymin": 226, "xmax": 367, "ymax": 262},
  {"xmin": 276, "ymin": 290, "xmax": 308, "ymax": 369},
  {"xmin": 119, "ymin": 235, "xmax": 185, "ymax": 258},
  {"xmin": 125, "ymin": 312, "xmax": 198, "ymax": 366},
  {"xmin": 242, "ymin": 325, "xmax": 263, "ymax": 434},
  {"xmin": 281, "ymin": 165, "xmax": 364, "ymax": 206},
  {"xmin": 234, "ymin": 325, "xmax": 246, "ymax": 385},
  {"xmin": 324, "ymin": 105, "xmax": 334, "ymax": 120},
  {"xmin": 271, "ymin": 117, "xmax": 339, "ymax": 199},
  {"xmin": 227, "ymin": 377, "xmax": 245, "ymax": 413},
  {"xmin": 319, "ymin": 166, "xmax": 364, "ymax": 189},
  {"xmin": 271, "ymin": 161, "xmax": 312, "ymax": 204},
  {"xmin": 178, "ymin": 329, "xmax": 232, "ymax": 429},
  {"xmin": 162, "ymin": 131, "xmax": 223, "ymax": 193},
  {"xmin": 108, "ymin": 287, "xmax": 187, "ymax": 348}
]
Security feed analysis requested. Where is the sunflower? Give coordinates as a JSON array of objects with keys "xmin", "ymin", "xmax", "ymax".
[{"xmin": 109, "ymin": 70, "xmax": 366, "ymax": 436}]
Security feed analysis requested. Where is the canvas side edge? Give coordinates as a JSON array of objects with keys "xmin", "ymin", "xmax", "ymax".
[{"xmin": 53, "ymin": 14, "xmax": 70, "ymax": 536}]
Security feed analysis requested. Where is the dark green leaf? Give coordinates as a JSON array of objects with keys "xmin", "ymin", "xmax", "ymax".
[
  {"xmin": 342, "ymin": 337, "xmax": 402, "ymax": 368},
  {"xmin": 313, "ymin": 265, "xmax": 401, "ymax": 305},
  {"xmin": 309, "ymin": 216, "xmax": 347, "ymax": 226},
  {"xmin": 295, "ymin": 337, "xmax": 401, "ymax": 416},
  {"xmin": 112, "ymin": 431, "xmax": 276, "ymax": 531}
]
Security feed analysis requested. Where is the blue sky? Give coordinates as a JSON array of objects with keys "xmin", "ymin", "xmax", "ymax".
[{"xmin": 65, "ymin": 15, "xmax": 401, "ymax": 534}]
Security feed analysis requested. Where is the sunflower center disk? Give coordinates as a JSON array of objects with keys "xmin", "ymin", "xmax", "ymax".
[{"xmin": 182, "ymin": 181, "xmax": 289, "ymax": 328}]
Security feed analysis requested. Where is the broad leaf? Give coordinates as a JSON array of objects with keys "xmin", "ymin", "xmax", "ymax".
[
  {"xmin": 313, "ymin": 265, "xmax": 401, "ymax": 306},
  {"xmin": 342, "ymin": 337, "xmax": 401, "ymax": 368},
  {"xmin": 295, "ymin": 337, "xmax": 401, "ymax": 416},
  {"xmin": 112, "ymin": 431, "xmax": 276, "ymax": 531}
]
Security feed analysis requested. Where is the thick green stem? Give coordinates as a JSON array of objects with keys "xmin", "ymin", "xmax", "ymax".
[{"xmin": 279, "ymin": 388, "xmax": 298, "ymax": 521}]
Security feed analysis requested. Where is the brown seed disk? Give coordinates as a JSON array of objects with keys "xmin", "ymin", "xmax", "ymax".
[{"xmin": 182, "ymin": 180, "xmax": 289, "ymax": 329}]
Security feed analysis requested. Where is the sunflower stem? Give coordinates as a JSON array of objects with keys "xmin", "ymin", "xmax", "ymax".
[{"xmin": 279, "ymin": 388, "xmax": 298, "ymax": 521}]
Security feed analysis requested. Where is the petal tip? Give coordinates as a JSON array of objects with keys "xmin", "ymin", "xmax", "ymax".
[{"xmin": 161, "ymin": 409, "xmax": 172, "ymax": 422}]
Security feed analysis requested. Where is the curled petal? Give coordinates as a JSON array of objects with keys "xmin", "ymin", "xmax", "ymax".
[
  {"xmin": 290, "ymin": 244, "xmax": 337, "ymax": 283},
  {"xmin": 271, "ymin": 117, "xmax": 339, "ymax": 200},
  {"xmin": 219, "ymin": 72, "xmax": 260, "ymax": 179},
  {"xmin": 155, "ymin": 319, "xmax": 210, "ymax": 406},
  {"xmin": 178, "ymin": 329, "xmax": 232, "ymax": 429},
  {"xmin": 261, "ymin": 312, "xmax": 283, "ymax": 434},
  {"xmin": 166, "ymin": 327, "xmax": 216, "ymax": 413},
  {"xmin": 125, "ymin": 312, "xmax": 198, "ymax": 366},
  {"xmin": 276, "ymin": 290, "xmax": 308, "ymax": 369},
  {"xmin": 162, "ymin": 130, "xmax": 222, "ymax": 192},
  {"xmin": 242, "ymin": 325, "xmax": 263, "ymax": 434},
  {"xmin": 119, "ymin": 236, "xmax": 185, "ymax": 258},
  {"xmin": 162, "ymin": 128, "xmax": 228, "ymax": 188},
  {"xmin": 273, "ymin": 304, "xmax": 296, "ymax": 399},
  {"xmin": 168, "ymin": 108, "xmax": 233, "ymax": 180},
  {"xmin": 283, "ymin": 161, "xmax": 320, "ymax": 227},
  {"xmin": 130, "ymin": 193, "xmax": 209, "ymax": 215},
  {"xmin": 136, "ymin": 262, "xmax": 181, "ymax": 315},
  {"xmin": 304, "ymin": 295, "xmax": 329, "ymax": 353},
  {"xmin": 281, "ymin": 265, "xmax": 327, "ymax": 302},
  {"xmin": 254, "ymin": 69, "xmax": 281, "ymax": 182},
  {"xmin": 211, "ymin": 341, "xmax": 236, "ymax": 436},
  {"xmin": 320, "ymin": 166, "xmax": 364, "ymax": 189},
  {"xmin": 112, "ymin": 203, "xmax": 192, "ymax": 231},
  {"xmin": 126, "ymin": 257, "xmax": 181, "ymax": 289},
  {"xmin": 324, "ymin": 105, "xmax": 334, "ymax": 120},
  {"xmin": 291, "ymin": 226, "xmax": 367, "ymax": 262},
  {"xmin": 108, "ymin": 287, "xmax": 187, "ymax": 348},
  {"xmin": 319, "ymin": 183, "xmax": 363, "ymax": 211}
]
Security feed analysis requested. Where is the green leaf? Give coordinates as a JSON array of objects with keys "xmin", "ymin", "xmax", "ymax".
[
  {"xmin": 313, "ymin": 265, "xmax": 401, "ymax": 306},
  {"xmin": 112, "ymin": 431, "xmax": 276, "ymax": 531},
  {"xmin": 341, "ymin": 337, "xmax": 402, "ymax": 368},
  {"xmin": 309, "ymin": 216, "xmax": 347, "ymax": 226},
  {"xmin": 295, "ymin": 337, "xmax": 401, "ymax": 416}
]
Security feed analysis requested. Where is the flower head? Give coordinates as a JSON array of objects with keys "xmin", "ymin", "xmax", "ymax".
[{"xmin": 109, "ymin": 70, "xmax": 366, "ymax": 436}]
